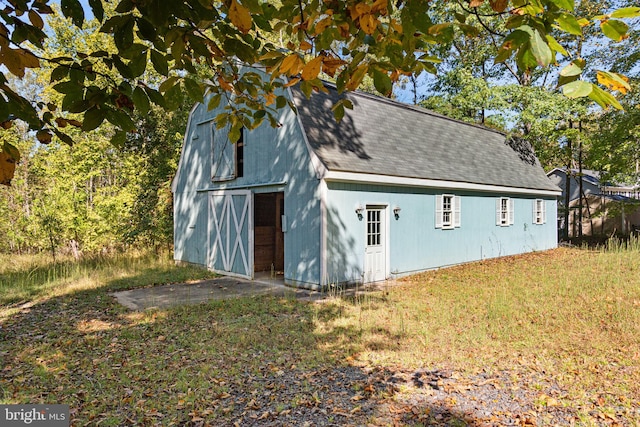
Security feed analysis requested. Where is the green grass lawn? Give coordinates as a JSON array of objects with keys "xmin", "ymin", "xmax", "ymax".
[{"xmin": 1, "ymin": 247, "xmax": 639, "ymax": 426}]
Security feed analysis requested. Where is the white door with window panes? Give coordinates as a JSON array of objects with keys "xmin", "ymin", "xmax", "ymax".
[{"xmin": 364, "ymin": 206, "xmax": 386, "ymax": 283}]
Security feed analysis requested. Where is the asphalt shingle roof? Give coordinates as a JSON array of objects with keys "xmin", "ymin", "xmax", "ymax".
[{"xmin": 291, "ymin": 84, "xmax": 559, "ymax": 193}]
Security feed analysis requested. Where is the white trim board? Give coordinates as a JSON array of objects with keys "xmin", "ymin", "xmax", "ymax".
[
  {"xmin": 323, "ymin": 172, "xmax": 561, "ymax": 197},
  {"xmin": 319, "ymin": 180, "xmax": 328, "ymax": 286},
  {"xmin": 196, "ymin": 181, "xmax": 287, "ymax": 193},
  {"xmin": 171, "ymin": 102, "xmax": 200, "ymax": 194}
]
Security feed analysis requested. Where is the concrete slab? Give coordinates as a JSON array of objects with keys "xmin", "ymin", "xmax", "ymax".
[{"xmin": 111, "ymin": 276, "xmax": 326, "ymax": 310}]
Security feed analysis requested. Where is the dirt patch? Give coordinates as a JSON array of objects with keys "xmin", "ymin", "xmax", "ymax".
[{"xmin": 189, "ymin": 364, "xmax": 625, "ymax": 426}]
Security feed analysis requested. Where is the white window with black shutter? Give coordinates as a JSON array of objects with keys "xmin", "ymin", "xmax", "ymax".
[
  {"xmin": 435, "ymin": 194, "xmax": 461, "ymax": 229},
  {"xmin": 496, "ymin": 197, "xmax": 514, "ymax": 226},
  {"xmin": 533, "ymin": 199, "xmax": 546, "ymax": 224}
]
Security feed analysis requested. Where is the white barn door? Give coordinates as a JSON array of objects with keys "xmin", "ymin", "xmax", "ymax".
[
  {"xmin": 208, "ymin": 190, "xmax": 253, "ymax": 278},
  {"xmin": 364, "ymin": 206, "xmax": 387, "ymax": 283}
]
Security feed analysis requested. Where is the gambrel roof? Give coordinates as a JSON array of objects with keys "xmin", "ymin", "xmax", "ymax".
[{"xmin": 291, "ymin": 83, "xmax": 559, "ymax": 193}]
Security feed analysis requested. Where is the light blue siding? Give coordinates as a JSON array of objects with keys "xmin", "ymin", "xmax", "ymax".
[
  {"xmin": 173, "ymin": 73, "xmax": 558, "ymax": 290},
  {"xmin": 325, "ymin": 182, "xmax": 557, "ymax": 284},
  {"xmin": 173, "ymin": 87, "xmax": 322, "ymax": 286},
  {"xmin": 173, "ymin": 191, "xmax": 208, "ymax": 266}
]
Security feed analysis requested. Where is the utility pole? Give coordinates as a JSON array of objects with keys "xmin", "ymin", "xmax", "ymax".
[
  {"xmin": 564, "ymin": 122, "xmax": 572, "ymax": 241},
  {"xmin": 578, "ymin": 120, "xmax": 583, "ymax": 240}
]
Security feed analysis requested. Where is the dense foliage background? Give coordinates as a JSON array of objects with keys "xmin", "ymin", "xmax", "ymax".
[{"xmin": 0, "ymin": 0, "xmax": 638, "ymax": 257}]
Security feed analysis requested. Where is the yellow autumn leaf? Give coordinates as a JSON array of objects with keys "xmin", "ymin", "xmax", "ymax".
[
  {"xmin": 469, "ymin": 0, "xmax": 484, "ymax": 6},
  {"xmin": 339, "ymin": 22, "xmax": 351, "ymax": 37},
  {"xmin": 301, "ymin": 56, "xmax": 323, "ymax": 81},
  {"xmin": 20, "ymin": 50, "xmax": 40, "ymax": 69},
  {"xmin": 355, "ymin": 2, "xmax": 371, "ymax": 17},
  {"xmin": 228, "ymin": 0, "xmax": 252, "ymax": 34},
  {"xmin": 300, "ymin": 41, "xmax": 313, "ymax": 51},
  {"xmin": 36, "ymin": 130, "xmax": 52, "ymax": 144},
  {"xmin": 346, "ymin": 63, "xmax": 369, "ymax": 91},
  {"xmin": 489, "ymin": 0, "xmax": 508, "ymax": 12},
  {"xmin": 390, "ymin": 19, "xmax": 403, "ymax": 34},
  {"xmin": 280, "ymin": 53, "xmax": 304, "ymax": 75},
  {"xmin": 360, "ymin": 13, "xmax": 379, "ymax": 34},
  {"xmin": 322, "ymin": 56, "xmax": 346, "ymax": 77},
  {"xmin": 0, "ymin": 151, "xmax": 16, "ymax": 186},
  {"xmin": 0, "ymin": 26, "xmax": 8, "ymax": 48},
  {"xmin": 284, "ymin": 77, "xmax": 301, "ymax": 88},
  {"xmin": 265, "ymin": 92, "xmax": 276, "ymax": 106},
  {"xmin": 597, "ymin": 71, "xmax": 630, "ymax": 94},
  {"xmin": 29, "ymin": 10, "xmax": 44, "ymax": 29},
  {"xmin": 349, "ymin": 2, "xmax": 371, "ymax": 20},
  {"xmin": 314, "ymin": 16, "xmax": 333, "ymax": 35},
  {"xmin": 217, "ymin": 76, "xmax": 234, "ymax": 91},
  {"xmin": 372, "ymin": 0, "xmax": 388, "ymax": 14},
  {"xmin": 6, "ymin": 51, "xmax": 21, "ymax": 77}
]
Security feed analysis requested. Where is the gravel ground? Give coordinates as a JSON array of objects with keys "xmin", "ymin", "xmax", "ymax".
[{"xmin": 195, "ymin": 364, "xmax": 633, "ymax": 427}]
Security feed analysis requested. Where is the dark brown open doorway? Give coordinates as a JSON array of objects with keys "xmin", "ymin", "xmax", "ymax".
[{"xmin": 254, "ymin": 192, "xmax": 284, "ymax": 275}]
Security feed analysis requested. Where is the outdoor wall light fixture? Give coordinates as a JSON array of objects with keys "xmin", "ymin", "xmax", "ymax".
[
  {"xmin": 393, "ymin": 206, "xmax": 401, "ymax": 219},
  {"xmin": 355, "ymin": 205, "xmax": 364, "ymax": 220}
]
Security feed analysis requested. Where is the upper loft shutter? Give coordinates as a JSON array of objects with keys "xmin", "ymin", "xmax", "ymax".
[
  {"xmin": 542, "ymin": 200, "xmax": 547, "ymax": 224},
  {"xmin": 509, "ymin": 198, "xmax": 515, "ymax": 225},
  {"xmin": 453, "ymin": 195, "xmax": 461, "ymax": 228},
  {"xmin": 435, "ymin": 195, "xmax": 443, "ymax": 229},
  {"xmin": 532, "ymin": 199, "xmax": 537, "ymax": 223},
  {"xmin": 211, "ymin": 125, "xmax": 236, "ymax": 181},
  {"xmin": 496, "ymin": 198, "xmax": 501, "ymax": 226}
]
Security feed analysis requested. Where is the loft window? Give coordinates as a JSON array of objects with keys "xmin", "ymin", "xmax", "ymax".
[{"xmin": 236, "ymin": 128, "xmax": 244, "ymax": 178}]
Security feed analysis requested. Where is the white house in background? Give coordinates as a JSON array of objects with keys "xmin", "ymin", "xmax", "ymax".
[{"xmin": 547, "ymin": 168, "xmax": 640, "ymax": 237}]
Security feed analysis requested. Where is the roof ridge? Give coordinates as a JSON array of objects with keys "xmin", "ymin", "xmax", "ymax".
[{"xmin": 320, "ymin": 81, "xmax": 507, "ymax": 138}]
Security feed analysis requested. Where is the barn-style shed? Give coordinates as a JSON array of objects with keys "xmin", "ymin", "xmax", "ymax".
[{"xmin": 172, "ymin": 80, "xmax": 560, "ymax": 290}]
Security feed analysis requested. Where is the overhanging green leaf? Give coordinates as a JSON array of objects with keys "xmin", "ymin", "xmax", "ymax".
[
  {"xmin": 163, "ymin": 82, "xmax": 183, "ymax": 111},
  {"xmin": 110, "ymin": 130, "xmax": 127, "ymax": 148},
  {"xmin": 207, "ymin": 93, "xmax": 222, "ymax": 111},
  {"xmin": 106, "ymin": 108, "xmax": 136, "ymax": 131},
  {"xmin": 61, "ymin": 0, "xmax": 84, "ymax": 28},
  {"xmin": 559, "ymin": 61, "xmax": 583, "ymax": 77},
  {"xmin": 131, "ymin": 87, "xmax": 151, "ymax": 115},
  {"xmin": 183, "ymin": 78, "xmax": 204, "ymax": 103},
  {"xmin": 545, "ymin": 35, "xmax": 567, "ymax": 57},
  {"xmin": 529, "ymin": 29, "xmax": 552, "ymax": 66},
  {"xmin": 82, "ymin": 106, "xmax": 107, "ymax": 131},
  {"xmin": 610, "ymin": 7, "xmax": 640, "ymax": 19},
  {"xmin": 562, "ymin": 80, "xmax": 592, "ymax": 98},
  {"xmin": 88, "ymin": 0, "xmax": 104, "ymax": 22},
  {"xmin": 52, "ymin": 128, "xmax": 75, "ymax": 146},
  {"xmin": 150, "ymin": 50, "xmax": 169, "ymax": 76},
  {"xmin": 372, "ymin": 69, "xmax": 392, "ymax": 96},
  {"xmin": 3, "ymin": 142, "xmax": 20, "ymax": 162},
  {"xmin": 588, "ymin": 85, "xmax": 622, "ymax": 110},
  {"xmin": 555, "ymin": 14, "xmax": 582, "ymax": 36},
  {"xmin": 600, "ymin": 19, "xmax": 629, "ymax": 41},
  {"xmin": 114, "ymin": 15, "xmax": 135, "ymax": 52},
  {"xmin": 549, "ymin": 0, "xmax": 574, "ymax": 11}
]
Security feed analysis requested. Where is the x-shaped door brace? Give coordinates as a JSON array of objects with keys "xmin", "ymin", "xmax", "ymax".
[{"xmin": 209, "ymin": 193, "xmax": 250, "ymax": 276}]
